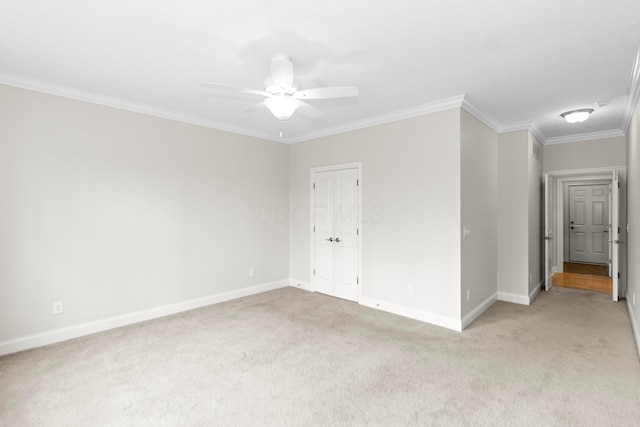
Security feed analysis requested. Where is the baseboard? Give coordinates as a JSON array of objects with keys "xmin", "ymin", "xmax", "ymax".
[
  {"xmin": 461, "ymin": 292, "xmax": 498, "ymax": 329},
  {"xmin": 289, "ymin": 279, "xmax": 314, "ymax": 292},
  {"xmin": 359, "ymin": 297, "xmax": 462, "ymax": 331},
  {"xmin": 498, "ymin": 291, "xmax": 530, "ymax": 305},
  {"xmin": 0, "ymin": 279, "xmax": 289, "ymax": 357},
  {"xmin": 627, "ymin": 294, "xmax": 640, "ymax": 361},
  {"xmin": 529, "ymin": 281, "xmax": 543, "ymax": 303}
]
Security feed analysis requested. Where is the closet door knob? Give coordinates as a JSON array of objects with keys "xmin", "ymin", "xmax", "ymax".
[
  {"xmin": 335, "ymin": 237, "xmax": 341, "ymax": 243},
  {"xmin": 325, "ymin": 237, "xmax": 333, "ymax": 242}
]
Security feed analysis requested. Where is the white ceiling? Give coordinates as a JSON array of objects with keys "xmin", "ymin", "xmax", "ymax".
[{"xmin": 1, "ymin": 0, "xmax": 640, "ymax": 144}]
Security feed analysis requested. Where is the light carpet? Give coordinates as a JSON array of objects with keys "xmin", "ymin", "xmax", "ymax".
[{"xmin": 1, "ymin": 287, "xmax": 639, "ymax": 426}]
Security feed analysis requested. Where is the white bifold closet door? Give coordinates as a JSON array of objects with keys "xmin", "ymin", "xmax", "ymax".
[{"xmin": 313, "ymin": 168, "xmax": 359, "ymax": 302}]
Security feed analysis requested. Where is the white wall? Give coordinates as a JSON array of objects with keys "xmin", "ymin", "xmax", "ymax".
[
  {"xmin": 289, "ymin": 110, "xmax": 463, "ymax": 328},
  {"xmin": 460, "ymin": 110, "xmax": 498, "ymax": 318},
  {"xmin": 543, "ymin": 136, "xmax": 626, "ymax": 172},
  {"xmin": 627, "ymin": 95, "xmax": 640, "ymax": 357},
  {"xmin": 497, "ymin": 131, "xmax": 529, "ymax": 302},
  {"xmin": 0, "ymin": 85, "xmax": 290, "ymax": 344}
]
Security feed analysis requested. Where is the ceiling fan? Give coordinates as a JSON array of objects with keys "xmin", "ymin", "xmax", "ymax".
[{"xmin": 201, "ymin": 54, "xmax": 359, "ymax": 122}]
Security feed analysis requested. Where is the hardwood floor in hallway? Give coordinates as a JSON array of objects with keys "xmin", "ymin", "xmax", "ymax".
[{"xmin": 552, "ymin": 271, "xmax": 612, "ymax": 294}]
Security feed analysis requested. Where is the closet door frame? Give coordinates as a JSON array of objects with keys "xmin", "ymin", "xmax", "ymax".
[{"xmin": 309, "ymin": 162, "xmax": 362, "ymax": 302}]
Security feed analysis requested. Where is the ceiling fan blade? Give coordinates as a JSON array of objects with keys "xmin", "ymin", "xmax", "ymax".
[
  {"xmin": 296, "ymin": 100, "xmax": 323, "ymax": 118},
  {"xmin": 294, "ymin": 86, "xmax": 359, "ymax": 100},
  {"xmin": 239, "ymin": 102, "xmax": 267, "ymax": 115},
  {"xmin": 271, "ymin": 55, "xmax": 294, "ymax": 89},
  {"xmin": 200, "ymin": 81, "xmax": 268, "ymax": 97}
]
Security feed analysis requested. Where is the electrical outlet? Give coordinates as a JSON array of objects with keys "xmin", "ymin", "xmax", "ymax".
[
  {"xmin": 407, "ymin": 285, "xmax": 414, "ymax": 296},
  {"xmin": 249, "ymin": 268, "xmax": 255, "ymax": 278},
  {"xmin": 466, "ymin": 289, "xmax": 471, "ymax": 302},
  {"xmin": 52, "ymin": 301, "xmax": 64, "ymax": 315}
]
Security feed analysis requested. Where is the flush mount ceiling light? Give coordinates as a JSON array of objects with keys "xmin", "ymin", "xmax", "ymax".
[{"xmin": 561, "ymin": 109, "xmax": 594, "ymax": 124}]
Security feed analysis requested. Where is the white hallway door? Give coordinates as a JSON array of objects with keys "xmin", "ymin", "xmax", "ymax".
[
  {"xmin": 312, "ymin": 167, "xmax": 360, "ymax": 302},
  {"xmin": 568, "ymin": 184, "xmax": 609, "ymax": 264}
]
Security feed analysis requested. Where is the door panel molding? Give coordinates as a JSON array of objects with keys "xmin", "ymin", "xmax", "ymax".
[
  {"xmin": 568, "ymin": 184, "xmax": 608, "ymax": 264},
  {"xmin": 309, "ymin": 162, "xmax": 362, "ymax": 302},
  {"xmin": 543, "ymin": 167, "xmax": 627, "ymax": 299}
]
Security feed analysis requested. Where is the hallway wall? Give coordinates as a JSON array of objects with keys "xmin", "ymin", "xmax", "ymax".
[{"xmin": 543, "ymin": 136, "xmax": 626, "ymax": 172}]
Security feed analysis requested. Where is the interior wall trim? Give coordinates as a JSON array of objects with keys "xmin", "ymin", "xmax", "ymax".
[
  {"xmin": 498, "ymin": 291, "xmax": 531, "ymax": 306},
  {"xmin": 287, "ymin": 95, "xmax": 466, "ymax": 144},
  {"xmin": 359, "ymin": 297, "xmax": 462, "ymax": 332},
  {"xmin": 545, "ymin": 129, "xmax": 627, "ymax": 145},
  {"xmin": 530, "ymin": 282, "xmax": 543, "ymax": 303},
  {"xmin": 460, "ymin": 97, "xmax": 502, "ymax": 133},
  {"xmin": 0, "ymin": 279, "xmax": 289, "ymax": 357},
  {"xmin": 0, "ymin": 72, "xmax": 279, "ymax": 143},
  {"xmin": 626, "ymin": 295, "xmax": 640, "ymax": 361},
  {"xmin": 622, "ymin": 44, "xmax": 640, "ymax": 134},
  {"xmin": 461, "ymin": 292, "xmax": 498, "ymax": 329},
  {"xmin": 289, "ymin": 280, "xmax": 314, "ymax": 292}
]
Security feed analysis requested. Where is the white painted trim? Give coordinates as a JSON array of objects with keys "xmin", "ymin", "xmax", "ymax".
[
  {"xmin": 309, "ymin": 162, "xmax": 363, "ymax": 174},
  {"xmin": 0, "ymin": 280, "xmax": 289, "ymax": 357},
  {"xmin": 0, "ymin": 72, "xmax": 282, "ymax": 143},
  {"xmin": 287, "ymin": 95, "xmax": 466, "ymax": 144},
  {"xmin": 545, "ymin": 166, "xmax": 626, "ymax": 178},
  {"xmin": 626, "ymin": 294, "xmax": 640, "ymax": 361},
  {"xmin": 461, "ymin": 293, "xmax": 498, "ymax": 329},
  {"xmin": 359, "ymin": 297, "xmax": 462, "ymax": 331},
  {"xmin": 544, "ymin": 129, "xmax": 626, "ymax": 145},
  {"xmin": 498, "ymin": 291, "xmax": 531, "ymax": 305},
  {"xmin": 497, "ymin": 120, "xmax": 533, "ymax": 134},
  {"xmin": 547, "ymin": 168, "xmax": 626, "ymax": 275},
  {"xmin": 289, "ymin": 279, "xmax": 314, "ymax": 292},
  {"xmin": 309, "ymin": 162, "xmax": 363, "ymax": 303},
  {"xmin": 459, "ymin": 97, "xmax": 551, "ymax": 145},
  {"xmin": 528, "ymin": 122, "xmax": 547, "ymax": 144},
  {"xmin": 4, "ymin": 71, "xmax": 630, "ymax": 147},
  {"xmin": 622, "ymin": 44, "xmax": 640, "ymax": 134},
  {"xmin": 461, "ymin": 97, "xmax": 502, "ymax": 133},
  {"xmin": 529, "ymin": 282, "xmax": 542, "ymax": 303}
]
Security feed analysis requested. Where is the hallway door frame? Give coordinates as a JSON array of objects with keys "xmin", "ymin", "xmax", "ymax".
[{"xmin": 545, "ymin": 167, "xmax": 627, "ymax": 300}]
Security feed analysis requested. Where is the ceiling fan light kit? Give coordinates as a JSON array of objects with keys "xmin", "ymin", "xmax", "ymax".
[
  {"xmin": 201, "ymin": 53, "xmax": 358, "ymax": 126},
  {"xmin": 265, "ymin": 95, "xmax": 299, "ymax": 121},
  {"xmin": 561, "ymin": 108, "xmax": 594, "ymax": 124}
]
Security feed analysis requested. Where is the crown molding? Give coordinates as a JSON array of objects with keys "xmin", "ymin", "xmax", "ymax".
[
  {"xmin": 496, "ymin": 121, "xmax": 533, "ymax": 133},
  {"xmin": 460, "ymin": 97, "xmax": 502, "ymax": 133},
  {"xmin": 286, "ymin": 95, "xmax": 466, "ymax": 143},
  {"xmin": 544, "ymin": 129, "xmax": 626, "ymax": 145},
  {"xmin": 621, "ymin": 44, "xmax": 640, "ymax": 134},
  {"xmin": 459, "ymin": 97, "xmax": 549, "ymax": 143},
  {"xmin": 4, "ymin": 70, "xmax": 631, "ymax": 147},
  {"xmin": 0, "ymin": 72, "xmax": 282, "ymax": 143},
  {"xmin": 528, "ymin": 122, "xmax": 546, "ymax": 144}
]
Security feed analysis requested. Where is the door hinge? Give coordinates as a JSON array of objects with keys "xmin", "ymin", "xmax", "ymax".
[
  {"xmin": 618, "ymin": 182, "xmax": 621, "ymax": 188},
  {"xmin": 313, "ymin": 269, "xmax": 316, "ymax": 276},
  {"xmin": 618, "ymin": 272, "xmax": 621, "ymax": 279},
  {"xmin": 357, "ymin": 228, "xmax": 359, "ymax": 236},
  {"xmin": 357, "ymin": 276, "xmax": 359, "ymax": 284},
  {"xmin": 313, "ymin": 225, "xmax": 316, "ymax": 232},
  {"xmin": 357, "ymin": 179, "xmax": 359, "ymax": 186},
  {"xmin": 313, "ymin": 182, "xmax": 316, "ymax": 189}
]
